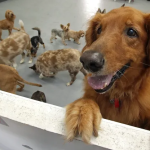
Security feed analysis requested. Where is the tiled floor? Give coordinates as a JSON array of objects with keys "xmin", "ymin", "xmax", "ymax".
[{"xmin": 0, "ymin": 0, "xmax": 150, "ymax": 107}]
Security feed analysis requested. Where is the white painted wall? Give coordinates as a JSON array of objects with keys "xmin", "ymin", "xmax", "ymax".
[
  {"xmin": 0, "ymin": 117, "xmax": 108, "ymax": 150},
  {"xmin": 0, "ymin": 91, "xmax": 150, "ymax": 150}
]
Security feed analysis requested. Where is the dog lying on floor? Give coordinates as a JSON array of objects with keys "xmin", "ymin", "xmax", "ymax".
[
  {"xmin": 0, "ymin": 10, "xmax": 20, "ymax": 41},
  {"xmin": 67, "ymin": 28, "xmax": 85, "ymax": 45},
  {"xmin": 65, "ymin": 6, "xmax": 150, "ymax": 143},
  {"xmin": 0, "ymin": 64, "xmax": 42, "ymax": 94},
  {"xmin": 0, "ymin": 20, "xmax": 32, "ymax": 68},
  {"xmin": 30, "ymin": 27, "xmax": 45, "ymax": 57},
  {"xmin": 50, "ymin": 23, "xmax": 70, "ymax": 45},
  {"xmin": 29, "ymin": 49, "xmax": 87, "ymax": 86}
]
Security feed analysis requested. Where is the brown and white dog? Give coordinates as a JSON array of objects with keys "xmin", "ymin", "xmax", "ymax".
[
  {"xmin": 0, "ymin": 64, "xmax": 42, "ymax": 94},
  {"xmin": 0, "ymin": 20, "xmax": 32, "ymax": 69},
  {"xmin": 0, "ymin": 10, "xmax": 20, "ymax": 41},
  {"xmin": 50, "ymin": 23, "xmax": 70, "ymax": 45},
  {"xmin": 30, "ymin": 49, "xmax": 87, "ymax": 86},
  {"xmin": 67, "ymin": 29, "xmax": 85, "ymax": 45}
]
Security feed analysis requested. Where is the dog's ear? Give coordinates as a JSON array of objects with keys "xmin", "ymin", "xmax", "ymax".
[
  {"xmin": 67, "ymin": 23, "xmax": 70, "ymax": 27},
  {"xmin": 29, "ymin": 64, "xmax": 36, "ymax": 71},
  {"xmin": 145, "ymin": 15, "xmax": 150, "ymax": 64},
  {"xmin": 121, "ymin": 4, "xmax": 125, "ymax": 7},
  {"xmin": 5, "ymin": 10, "xmax": 9, "ymax": 19},
  {"xmin": 102, "ymin": 9, "xmax": 106, "ymax": 14},
  {"xmin": 85, "ymin": 15, "xmax": 101, "ymax": 46},
  {"xmin": 96, "ymin": 8, "xmax": 101, "ymax": 14},
  {"xmin": 60, "ymin": 24, "xmax": 64, "ymax": 29}
]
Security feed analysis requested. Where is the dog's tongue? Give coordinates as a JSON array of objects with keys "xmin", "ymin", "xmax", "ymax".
[{"xmin": 88, "ymin": 74, "xmax": 113, "ymax": 90}]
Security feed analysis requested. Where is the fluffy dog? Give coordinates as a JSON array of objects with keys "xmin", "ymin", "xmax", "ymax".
[
  {"xmin": 0, "ymin": 64, "xmax": 42, "ymax": 94},
  {"xmin": 0, "ymin": 10, "xmax": 20, "ymax": 41},
  {"xmin": 31, "ymin": 91, "xmax": 46, "ymax": 103},
  {"xmin": 50, "ymin": 23, "xmax": 70, "ymax": 45},
  {"xmin": 29, "ymin": 49, "xmax": 87, "ymax": 86},
  {"xmin": 0, "ymin": 20, "xmax": 32, "ymax": 68},
  {"xmin": 30, "ymin": 27, "xmax": 45, "ymax": 57},
  {"xmin": 65, "ymin": 6, "xmax": 150, "ymax": 143},
  {"xmin": 67, "ymin": 29, "xmax": 84, "ymax": 45}
]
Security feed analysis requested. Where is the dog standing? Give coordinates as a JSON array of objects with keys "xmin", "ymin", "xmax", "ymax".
[
  {"xmin": 67, "ymin": 29, "xmax": 84, "ymax": 44},
  {"xmin": 0, "ymin": 10, "xmax": 20, "ymax": 41},
  {"xmin": 30, "ymin": 27, "xmax": 45, "ymax": 57},
  {"xmin": 50, "ymin": 23, "xmax": 70, "ymax": 45},
  {"xmin": 0, "ymin": 64, "xmax": 42, "ymax": 94},
  {"xmin": 29, "ymin": 49, "xmax": 87, "ymax": 86},
  {"xmin": 0, "ymin": 20, "xmax": 32, "ymax": 68}
]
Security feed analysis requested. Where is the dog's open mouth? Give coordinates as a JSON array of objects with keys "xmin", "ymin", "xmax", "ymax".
[{"xmin": 87, "ymin": 62, "xmax": 130, "ymax": 93}]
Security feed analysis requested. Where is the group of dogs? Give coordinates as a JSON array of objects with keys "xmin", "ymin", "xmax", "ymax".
[
  {"xmin": 0, "ymin": 9, "xmax": 86, "ymax": 102},
  {"xmin": 1, "ymin": 3, "xmax": 150, "ymax": 145}
]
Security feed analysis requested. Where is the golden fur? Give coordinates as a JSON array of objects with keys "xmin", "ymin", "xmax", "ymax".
[
  {"xmin": 0, "ymin": 10, "xmax": 20, "ymax": 41},
  {"xmin": 0, "ymin": 20, "xmax": 32, "ymax": 68},
  {"xmin": 67, "ymin": 30, "xmax": 84, "ymax": 44},
  {"xmin": 65, "ymin": 6, "xmax": 150, "ymax": 143},
  {"xmin": 0, "ymin": 64, "xmax": 42, "ymax": 94}
]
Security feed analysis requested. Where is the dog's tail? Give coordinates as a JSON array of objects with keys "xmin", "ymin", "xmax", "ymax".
[
  {"xmin": 19, "ymin": 20, "xmax": 25, "ymax": 31},
  {"xmin": 15, "ymin": 71, "xmax": 42, "ymax": 87},
  {"xmin": 32, "ymin": 27, "xmax": 41, "ymax": 37}
]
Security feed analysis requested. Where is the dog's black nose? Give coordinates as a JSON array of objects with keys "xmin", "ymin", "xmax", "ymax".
[{"xmin": 80, "ymin": 50, "xmax": 105, "ymax": 72}]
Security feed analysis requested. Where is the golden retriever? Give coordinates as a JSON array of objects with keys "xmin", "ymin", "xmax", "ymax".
[{"xmin": 65, "ymin": 6, "xmax": 150, "ymax": 143}]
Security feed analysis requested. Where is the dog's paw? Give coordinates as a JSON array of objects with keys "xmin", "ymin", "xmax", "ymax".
[
  {"xmin": 65, "ymin": 99, "xmax": 102, "ymax": 143},
  {"xmin": 50, "ymin": 41, "xmax": 53, "ymax": 43},
  {"xmin": 17, "ymin": 87, "xmax": 23, "ymax": 92},
  {"xmin": 78, "ymin": 42, "xmax": 80, "ymax": 45},
  {"xmin": 20, "ymin": 59, "xmax": 24, "ymax": 64},
  {"xmin": 28, "ymin": 60, "xmax": 32, "ymax": 64},
  {"xmin": 39, "ymin": 73, "xmax": 44, "ymax": 79},
  {"xmin": 64, "ymin": 44, "xmax": 67, "ymax": 46},
  {"xmin": 66, "ymin": 82, "xmax": 71, "ymax": 86},
  {"xmin": 55, "ymin": 38, "xmax": 57, "ymax": 39}
]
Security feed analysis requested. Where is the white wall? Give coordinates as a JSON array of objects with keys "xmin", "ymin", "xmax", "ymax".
[
  {"xmin": 0, "ymin": 91, "xmax": 150, "ymax": 150},
  {"xmin": 0, "ymin": 117, "xmax": 108, "ymax": 150}
]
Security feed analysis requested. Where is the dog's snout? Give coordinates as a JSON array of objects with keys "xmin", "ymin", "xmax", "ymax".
[{"xmin": 80, "ymin": 50, "xmax": 105, "ymax": 72}]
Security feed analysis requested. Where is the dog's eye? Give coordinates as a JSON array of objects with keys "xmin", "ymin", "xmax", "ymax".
[
  {"xmin": 127, "ymin": 28, "xmax": 137, "ymax": 37},
  {"xmin": 97, "ymin": 27, "xmax": 102, "ymax": 34}
]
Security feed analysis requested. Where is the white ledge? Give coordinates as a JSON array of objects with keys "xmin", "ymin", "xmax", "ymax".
[{"xmin": 0, "ymin": 91, "xmax": 150, "ymax": 150}]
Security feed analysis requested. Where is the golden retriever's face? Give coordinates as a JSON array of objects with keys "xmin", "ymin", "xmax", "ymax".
[
  {"xmin": 5, "ymin": 10, "xmax": 16, "ymax": 20},
  {"xmin": 80, "ymin": 7, "xmax": 149, "ymax": 93},
  {"xmin": 60, "ymin": 23, "xmax": 70, "ymax": 31}
]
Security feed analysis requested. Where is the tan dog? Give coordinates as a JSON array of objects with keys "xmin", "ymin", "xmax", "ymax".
[
  {"xmin": 0, "ymin": 10, "xmax": 20, "ymax": 41},
  {"xmin": 65, "ymin": 6, "xmax": 150, "ymax": 144},
  {"xmin": 0, "ymin": 20, "xmax": 32, "ymax": 69},
  {"xmin": 29, "ymin": 49, "xmax": 87, "ymax": 86},
  {"xmin": 0, "ymin": 64, "xmax": 42, "ymax": 94},
  {"xmin": 67, "ymin": 29, "xmax": 84, "ymax": 44},
  {"xmin": 50, "ymin": 23, "xmax": 70, "ymax": 45}
]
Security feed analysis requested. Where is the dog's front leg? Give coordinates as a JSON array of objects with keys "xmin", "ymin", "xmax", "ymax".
[
  {"xmin": 75, "ymin": 38, "xmax": 80, "ymax": 45},
  {"xmin": 28, "ymin": 51, "xmax": 33, "ymax": 64},
  {"xmin": 8, "ymin": 29, "xmax": 12, "ymax": 35},
  {"xmin": 20, "ymin": 52, "xmax": 25, "ymax": 64},
  {"xmin": 62, "ymin": 37, "xmax": 67, "ymax": 45},
  {"xmin": 0, "ymin": 29, "xmax": 2, "ymax": 41},
  {"xmin": 65, "ymin": 98, "xmax": 101, "ymax": 144}
]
